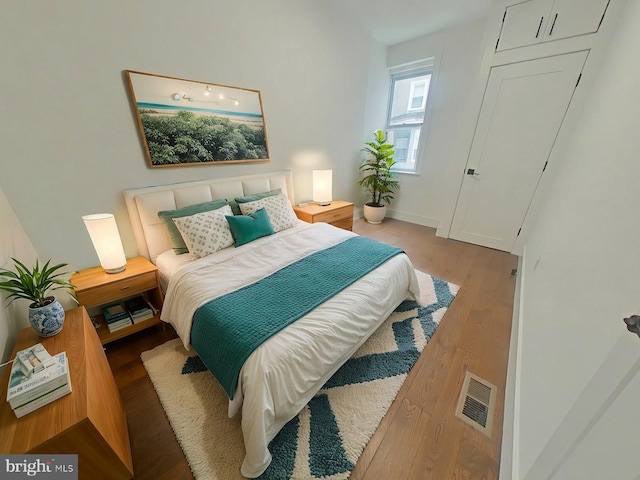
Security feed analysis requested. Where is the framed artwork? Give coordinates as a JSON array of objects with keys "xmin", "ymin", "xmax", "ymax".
[{"xmin": 125, "ymin": 70, "xmax": 270, "ymax": 168}]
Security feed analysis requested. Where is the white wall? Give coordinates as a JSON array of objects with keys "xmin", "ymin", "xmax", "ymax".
[
  {"xmin": 374, "ymin": 19, "xmax": 487, "ymax": 227},
  {"xmin": 0, "ymin": 188, "xmax": 38, "ymax": 368},
  {"xmin": 515, "ymin": 0, "xmax": 640, "ymax": 476},
  {"xmin": 0, "ymin": 0, "xmax": 379, "ymax": 271}
]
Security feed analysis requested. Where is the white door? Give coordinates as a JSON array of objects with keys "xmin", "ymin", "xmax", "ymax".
[
  {"xmin": 523, "ymin": 331, "xmax": 640, "ymax": 480},
  {"xmin": 449, "ymin": 51, "xmax": 588, "ymax": 251}
]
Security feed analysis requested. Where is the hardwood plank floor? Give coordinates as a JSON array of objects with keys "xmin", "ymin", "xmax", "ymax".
[{"xmin": 105, "ymin": 218, "xmax": 517, "ymax": 479}]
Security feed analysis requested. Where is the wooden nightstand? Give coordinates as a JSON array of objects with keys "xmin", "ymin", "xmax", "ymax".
[
  {"xmin": 0, "ymin": 306, "xmax": 134, "ymax": 479},
  {"xmin": 293, "ymin": 200, "xmax": 354, "ymax": 231},
  {"xmin": 71, "ymin": 256, "xmax": 164, "ymax": 345}
]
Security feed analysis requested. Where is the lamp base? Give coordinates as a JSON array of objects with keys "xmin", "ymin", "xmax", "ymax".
[
  {"xmin": 317, "ymin": 202, "xmax": 332, "ymax": 206},
  {"xmin": 104, "ymin": 265, "xmax": 126, "ymax": 274}
]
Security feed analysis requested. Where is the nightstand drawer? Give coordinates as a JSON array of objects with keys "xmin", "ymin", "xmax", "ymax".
[
  {"xmin": 313, "ymin": 205, "xmax": 353, "ymax": 224},
  {"xmin": 331, "ymin": 217, "xmax": 353, "ymax": 231},
  {"xmin": 76, "ymin": 271, "xmax": 157, "ymax": 307}
]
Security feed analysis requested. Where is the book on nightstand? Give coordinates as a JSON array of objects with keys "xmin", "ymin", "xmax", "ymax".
[
  {"xmin": 103, "ymin": 303, "xmax": 133, "ymax": 331},
  {"xmin": 103, "ymin": 303, "xmax": 129, "ymax": 323},
  {"xmin": 7, "ymin": 349, "xmax": 71, "ymax": 416},
  {"xmin": 123, "ymin": 296, "xmax": 155, "ymax": 324},
  {"xmin": 13, "ymin": 382, "xmax": 72, "ymax": 418},
  {"xmin": 107, "ymin": 317, "xmax": 133, "ymax": 332},
  {"xmin": 14, "ymin": 343, "xmax": 54, "ymax": 377}
]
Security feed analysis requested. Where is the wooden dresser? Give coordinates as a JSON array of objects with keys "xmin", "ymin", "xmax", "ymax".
[
  {"xmin": 293, "ymin": 200, "xmax": 354, "ymax": 231},
  {"xmin": 0, "ymin": 306, "xmax": 133, "ymax": 480}
]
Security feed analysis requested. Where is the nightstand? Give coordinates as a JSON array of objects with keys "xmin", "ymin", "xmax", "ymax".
[
  {"xmin": 71, "ymin": 256, "xmax": 164, "ymax": 345},
  {"xmin": 0, "ymin": 306, "xmax": 134, "ymax": 479},
  {"xmin": 293, "ymin": 200, "xmax": 354, "ymax": 231}
]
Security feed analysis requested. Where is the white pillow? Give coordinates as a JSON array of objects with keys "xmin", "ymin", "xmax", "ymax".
[
  {"xmin": 238, "ymin": 193, "xmax": 298, "ymax": 233},
  {"xmin": 172, "ymin": 205, "xmax": 234, "ymax": 258}
]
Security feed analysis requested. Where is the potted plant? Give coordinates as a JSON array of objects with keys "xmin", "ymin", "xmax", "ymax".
[
  {"xmin": 0, "ymin": 258, "xmax": 76, "ymax": 337},
  {"xmin": 359, "ymin": 129, "xmax": 400, "ymax": 224}
]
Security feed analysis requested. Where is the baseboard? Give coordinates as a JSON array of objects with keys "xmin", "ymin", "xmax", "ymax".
[
  {"xmin": 353, "ymin": 208, "xmax": 440, "ymax": 228},
  {"xmin": 435, "ymin": 224, "xmax": 450, "ymax": 238},
  {"xmin": 385, "ymin": 209, "xmax": 440, "ymax": 228},
  {"xmin": 500, "ymin": 248, "xmax": 526, "ymax": 480}
]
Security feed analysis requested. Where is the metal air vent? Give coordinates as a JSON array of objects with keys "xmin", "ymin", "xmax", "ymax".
[{"xmin": 455, "ymin": 371, "xmax": 496, "ymax": 437}]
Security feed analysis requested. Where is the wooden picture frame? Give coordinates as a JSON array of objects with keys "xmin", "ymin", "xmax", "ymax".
[{"xmin": 125, "ymin": 70, "xmax": 270, "ymax": 168}]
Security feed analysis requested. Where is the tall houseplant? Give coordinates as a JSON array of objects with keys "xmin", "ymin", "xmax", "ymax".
[
  {"xmin": 359, "ymin": 130, "xmax": 400, "ymax": 224},
  {"xmin": 0, "ymin": 258, "xmax": 75, "ymax": 337}
]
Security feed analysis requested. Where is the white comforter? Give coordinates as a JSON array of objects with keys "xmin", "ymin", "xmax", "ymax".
[{"xmin": 160, "ymin": 222, "xmax": 419, "ymax": 477}]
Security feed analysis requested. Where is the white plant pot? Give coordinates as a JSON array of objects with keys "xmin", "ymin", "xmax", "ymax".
[{"xmin": 363, "ymin": 204, "xmax": 386, "ymax": 224}]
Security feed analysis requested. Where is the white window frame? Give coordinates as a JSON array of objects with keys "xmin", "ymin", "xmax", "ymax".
[
  {"xmin": 407, "ymin": 79, "xmax": 428, "ymax": 112},
  {"xmin": 386, "ymin": 57, "xmax": 436, "ymax": 175}
]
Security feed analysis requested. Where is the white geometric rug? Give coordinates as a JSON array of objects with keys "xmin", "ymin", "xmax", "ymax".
[{"xmin": 141, "ymin": 271, "xmax": 458, "ymax": 479}]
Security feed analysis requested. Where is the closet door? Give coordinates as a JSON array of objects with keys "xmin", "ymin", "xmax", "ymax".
[{"xmin": 449, "ymin": 51, "xmax": 588, "ymax": 252}]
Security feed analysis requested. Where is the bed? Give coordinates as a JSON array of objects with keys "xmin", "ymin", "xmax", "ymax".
[{"xmin": 123, "ymin": 170, "xmax": 419, "ymax": 478}]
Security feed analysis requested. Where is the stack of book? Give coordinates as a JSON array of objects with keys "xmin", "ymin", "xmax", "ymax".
[
  {"xmin": 103, "ymin": 303, "xmax": 133, "ymax": 332},
  {"xmin": 123, "ymin": 296, "xmax": 155, "ymax": 324},
  {"xmin": 7, "ymin": 343, "xmax": 71, "ymax": 418}
]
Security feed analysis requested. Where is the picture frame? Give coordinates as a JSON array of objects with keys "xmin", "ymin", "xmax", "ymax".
[{"xmin": 125, "ymin": 70, "xmax": 270, "ymax": 168}]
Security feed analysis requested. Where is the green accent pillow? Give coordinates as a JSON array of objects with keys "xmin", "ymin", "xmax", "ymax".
[
  {"xmin": 225, "ymin": 208, "xmax": 275, "ymax": 247},
  {"xmin": 158, "ymin": 199, "xmax": 229, "ymax": 254},
  {"xmin": 230, "ymin": 188, "xmax": 281, "ymax": 215}
]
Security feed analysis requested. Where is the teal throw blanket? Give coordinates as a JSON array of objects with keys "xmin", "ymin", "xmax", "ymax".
[{"xmin": 190, "ymin": 236, "xmax": 403, "ymax": 399}]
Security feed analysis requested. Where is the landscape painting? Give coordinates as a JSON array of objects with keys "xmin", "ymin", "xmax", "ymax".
[{"xmin": 125, "ymin": 70, "xmax": 269, "ymax": 167}]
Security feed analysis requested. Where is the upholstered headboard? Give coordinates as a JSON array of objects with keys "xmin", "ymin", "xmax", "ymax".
[{"xmin": 123, "ymin": 170, "xmax": 294, "ymax": 262}]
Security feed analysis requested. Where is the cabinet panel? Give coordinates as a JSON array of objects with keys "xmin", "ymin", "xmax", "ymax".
[
  {"xmin": 543, "ymin": 0, "xmax": 609, "ymax": 42},
  {"xmin": 497, "ymin": 0, "xmax": 609, "ymax": 51},
  {"xmin": 497, "ymin": 0, "xmax": 554, "ymax": 51}
]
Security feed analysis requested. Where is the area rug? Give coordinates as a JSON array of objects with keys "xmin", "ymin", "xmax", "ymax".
[{"xmin": 141, "ymin": 270, "xmax": 458, "ymax": 480}]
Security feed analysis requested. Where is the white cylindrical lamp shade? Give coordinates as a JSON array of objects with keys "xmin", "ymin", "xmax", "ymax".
[
  {"xmin": 82, "ymin": 214, "xmax": 127, "ymax": 274},
  {"xmin": 312, "ymin": 170, "xmax": 332, "ymax": 206}
]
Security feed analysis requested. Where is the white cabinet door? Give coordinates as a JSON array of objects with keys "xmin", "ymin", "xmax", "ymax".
[
  {"xmin": 496, "ymin": 0, "xmax": 609, "ymax": 51},
  {"xmin": 543, "ymin": 0, "xmax": 610, "ymax": 42},
  {"xmin": 497, "ymin": 0, "xmax": 555, "ymax": 51},
  {"xmin": 449, "ymin": 51, "xmax": 588, "ymax": 252}
]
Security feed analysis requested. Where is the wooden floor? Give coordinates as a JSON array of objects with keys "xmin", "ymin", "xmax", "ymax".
[{"xmin": 105, "ymin": 218, "xmax": 518, "ymax": 480}]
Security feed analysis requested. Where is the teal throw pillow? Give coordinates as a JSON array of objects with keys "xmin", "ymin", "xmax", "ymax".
[
  {"xmin": 230, "ymin": 188, "xmax": 281, "ymax": 215},
  {"xmin": 226, "ymin": 208, "xmax": 275, "ymax": 247},
  {"xmin": 158, "ymin": 199, "xmax": 229, "ymax": 254}
]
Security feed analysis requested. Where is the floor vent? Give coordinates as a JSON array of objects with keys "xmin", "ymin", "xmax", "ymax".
[{"xmin": 455, "ymin": 371, "xmax": 496, "ymax": 437}]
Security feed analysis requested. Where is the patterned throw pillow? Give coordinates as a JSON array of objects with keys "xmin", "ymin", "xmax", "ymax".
[
  {"xmin": 172, "ymin": 205, "xmax": 234, "ymax": 258},
  {"xmin": 238, "ymin": 193, "xmax": 298, "ymax": 233},
  {"xmin": 231, "ymin": 188, "xmax": 281, "ymax": 215},
  {"xmin": 158, "ymin": 199, "xmax": 229, "ymax": 254}
]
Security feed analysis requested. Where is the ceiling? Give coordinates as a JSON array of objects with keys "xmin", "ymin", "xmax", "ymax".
[{"xmin": 330, "ymin": 0, "xmax": 493, "ymax": 46}]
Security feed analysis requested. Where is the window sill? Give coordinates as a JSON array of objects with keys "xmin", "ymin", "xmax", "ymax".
[{"xmin": 393, "ymin": 169, "xmax": 420, "ymax": 176}]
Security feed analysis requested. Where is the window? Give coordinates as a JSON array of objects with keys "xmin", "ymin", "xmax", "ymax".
[
  {"xmin": 408, "ymin": 80, "xmax": 428, "ymax": 111},
  {"xmin": 386, "ymin": 59, "xmax": 434, "ymax": 174}
]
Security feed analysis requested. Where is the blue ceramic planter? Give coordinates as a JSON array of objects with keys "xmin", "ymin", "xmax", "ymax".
[{"xmin": 28, "ymin": 297, "xmax": 65, "ymax": 337}]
